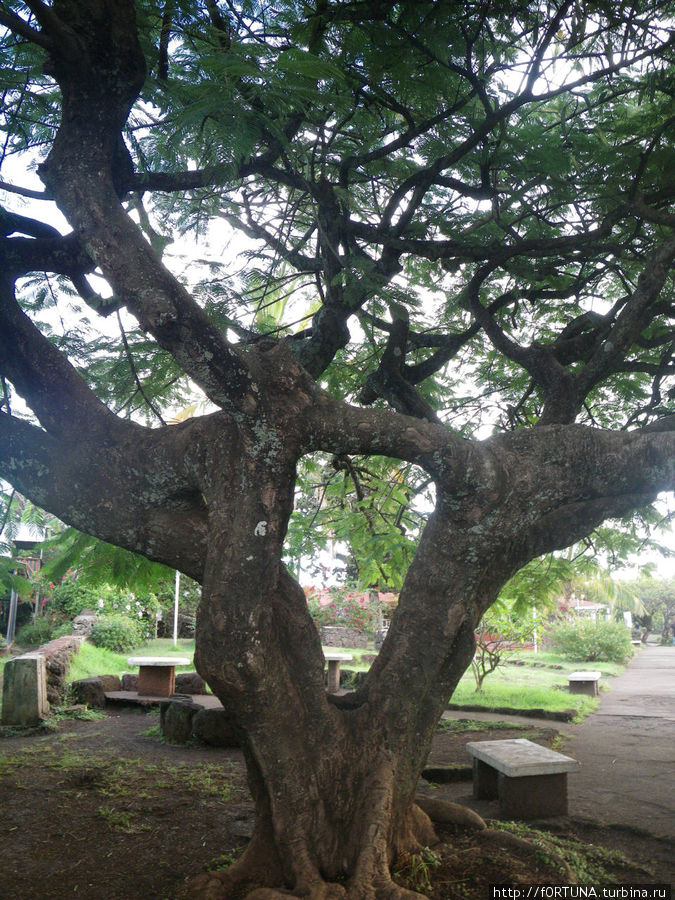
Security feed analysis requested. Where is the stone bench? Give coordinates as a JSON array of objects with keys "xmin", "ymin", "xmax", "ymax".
[
  {"xmin": 567, "ymin": 670, "xmax": 602, "ymax": 696},
  {"xmin": 126, "ymin": 656, "xmax": 191, "ymax": 697},
  {"xmin": 323, "ymin": 650, "xmax": 353, "ymax": 693},
  {"xmin": 466, "ymin": 738, "xmax": 579, "ymax": 818}
]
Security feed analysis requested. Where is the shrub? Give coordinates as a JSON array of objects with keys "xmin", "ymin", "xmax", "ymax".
[
  {"xmin": 49, "ymin": 576, "xmax": 160, "ymax": 637},
  {"xmin": 305, "ymin": 588, "xmax": 381, "ymax": 635},
  {"xmin": 549, "ymin": 618, "xmax": 632, "ymax": 663},
  {"xmin": 90, "ymin": 615, "xmax": 144, "ymax": 653},
  {"xmin": 15, "ymin": 619, "xmax": 55, "ymax": 648},
  {"xmin": 49, "ymin": 579, "xmax": 100, "ymax": 617}
]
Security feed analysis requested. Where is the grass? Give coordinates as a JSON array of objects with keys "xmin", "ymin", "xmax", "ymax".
[
  {"xmin": 0, "ymin": 733, "xmax": 241, "ymax": 839},
  {"xmin": 449, "ymin": 651, "xmax": 605, "ymax": 717}
]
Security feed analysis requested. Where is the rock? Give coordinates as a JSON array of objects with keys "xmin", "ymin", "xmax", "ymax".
[
  {"xmin": 175, "ymin": 672, "xmax": 207, "ymax": 694},
  {"xmin": 99, "ymin": 674, "xmax": 121, "ymax": 692},
  {"xmin": 72, "ymin": 614, "xmax": 98, "ymax": 638},
  {"xmin": 121, "ymin": 673, "xmax": 138, "ymax": 691},
  {"xmin": 160, "ymin": 698, "xmax": 200, "ymax": 743},
  {"xmin": 70, "ymin": 677, "xmax": 106, "ymax": 708},
  {"xmin": 192, "ymin": 707, "xmax": 239, "ymax": 748}
]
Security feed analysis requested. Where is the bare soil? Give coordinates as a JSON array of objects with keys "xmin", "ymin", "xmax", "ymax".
[{"xmin": 0, "ymin": 708, "xmax": 671, "ymax": 899}]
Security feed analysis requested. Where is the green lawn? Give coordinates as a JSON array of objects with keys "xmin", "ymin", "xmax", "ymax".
[{"xmin": 446, "ymin": 648, "xmax": 630, "ymax": 718}]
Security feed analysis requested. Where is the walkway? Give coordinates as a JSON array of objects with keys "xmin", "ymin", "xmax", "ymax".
[
  {"xmin": 440, "ymin": 644, "xmax": 675, "ymax": 841},
  {"xmin": 564, "ymin": 643, "xmax": 675, "ymax": 839}
]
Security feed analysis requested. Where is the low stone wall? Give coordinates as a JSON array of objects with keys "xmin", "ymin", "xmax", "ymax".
[
  {"xmin": 319, "ymin": 626, "xmax": 368, "ymax": 649},
  {"xmin": 37, "ymin": 635, "xmax": 84, "ymax": 705}
]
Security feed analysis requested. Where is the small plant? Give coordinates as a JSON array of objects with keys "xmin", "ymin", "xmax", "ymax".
[
  {"xmin": 549, "ymin": 618, "xmax": 632, "ymax": 663},
  {"xmin": 472, "ymin": 607, "xmax": 534, "ymax": 691},
  {"xmin": 207, "ymin": 851, "xmax": 240, "ymax": 871},
  {"xmin": 394, "ymin": 847, "xmax": 441, "ymax": 893},
  {"xmin": 90, "ymin": 615, "xmax": 144, "ymax": 652},
  {"xmin": 97, "ymin": 805, "xmax": 149, "ymax": 834}
]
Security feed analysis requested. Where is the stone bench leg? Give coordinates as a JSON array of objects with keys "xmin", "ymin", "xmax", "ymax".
[
  {"xmin": 137, "ymin": 665, "xmax": 175, "ymax": 697},
  {"xmin": 326, "ymin": 660, "xmax": 341, "ymax": 693},
  {"xmin": 569, "ymin": 681, "xmax": 598, "ymax": 696},
  {"xmin": 498, "ymin": 772, "xmax": 569, "ymax": 818},
  {"xmin": 473, "ymin": 758, "xmax": 499, "ymax": 800}
]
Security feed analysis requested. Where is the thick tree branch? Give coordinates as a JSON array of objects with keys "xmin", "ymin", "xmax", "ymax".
[
  {"xmin": 32, "ymin": 0, "xmax": 261, "ymax": 419},
  {"xmin": 0, "ymin": 274, "xmax": 117, "ymax": 436}
]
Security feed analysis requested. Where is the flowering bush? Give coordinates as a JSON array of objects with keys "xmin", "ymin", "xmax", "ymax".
[{"xmin": 305, "ymin": 587, "xmax": 382, "ymax": 635}]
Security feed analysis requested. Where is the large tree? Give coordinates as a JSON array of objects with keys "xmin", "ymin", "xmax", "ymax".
[{"xmin": 1, "ymin": 1, "xmax": 674, "ymax": 896}]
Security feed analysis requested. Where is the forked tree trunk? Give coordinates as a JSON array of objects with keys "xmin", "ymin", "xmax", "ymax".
[{"xmin": 186, "ymin": 455, "xmax": 486, "ymax": 899}]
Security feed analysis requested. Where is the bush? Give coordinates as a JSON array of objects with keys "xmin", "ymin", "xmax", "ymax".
[
  {"xmin": 15, "ymin": 619, "xmax": 55, "ymax": 648},
  {"xmin": 549, "ymin": 618, "xmax": 632, "ymax": 663},
  {"xmin": 49, "ymin": 577, "xmax": 161, "ymax": 638},
  {"xmin": 90, "ymin": 615, "xmax": 144, "ymax": 653},
  {"xmin": 49, "ymin": 579, "xmax": 100, "ymax": 617},
  {"xmin": 305, "ymin": 588, "xmax": 381, "ymax": 635}
]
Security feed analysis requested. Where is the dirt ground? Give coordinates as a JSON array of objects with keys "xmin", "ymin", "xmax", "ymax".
[{"xmin": 0, "ymin": 708, "xmax": 672, "ymax": 899}]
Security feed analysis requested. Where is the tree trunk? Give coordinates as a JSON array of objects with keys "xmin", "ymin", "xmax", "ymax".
[{"xmin": 185, "ymin": 448, "xmax": 483, "ymax": 899}]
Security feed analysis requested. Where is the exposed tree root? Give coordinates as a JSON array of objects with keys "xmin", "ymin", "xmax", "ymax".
[
  {"xmin": 480, "ymin": 829, "xmax": 576, "ymax": 882},
  {"xmin": 181, "ymin": 823, "xmax": 286, "ymax": 899},
  {"xmin": 414, "ymin": 795, "xmax": 487, "ymax": 830}
]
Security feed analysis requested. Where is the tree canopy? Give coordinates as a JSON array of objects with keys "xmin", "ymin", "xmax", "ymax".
[{"xmin": 1, "ymin": 2, "xmax": 674, "ymax": 897}]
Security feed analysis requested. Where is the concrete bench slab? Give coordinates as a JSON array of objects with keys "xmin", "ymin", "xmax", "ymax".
[
  {"xmin": 567, "ymin": 670, "xmax": 602, "ymax": 696},
  {"xmin": 466, "ymin": 738, "xmax": 580, "ymax": 819}
]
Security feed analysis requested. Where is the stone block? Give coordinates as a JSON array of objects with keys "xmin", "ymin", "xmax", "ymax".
[
  {"xmin": 70, "ymin": 677, "xmax": 106, "ymax": 708},
  {"xmin": 175, "ymin": 671, "xmax": 207, "ymax": 694},
  {"xmin": 121, "ymin": 673, "xmax": 138, "ymax": 691},
  {"xmin": 498, "ymin": 771, "xmax": 569, "ymax": 818},
  {"xmin": 160, "ymin": 697, "xmax": 200, "ymax": 743},
  {"xmin": 1, "ymin": 653, "xmax": 49, "ymax": 726},
  {"xmin": 192, "ymin": 707, "xmax": 239, "ymax": 748}
]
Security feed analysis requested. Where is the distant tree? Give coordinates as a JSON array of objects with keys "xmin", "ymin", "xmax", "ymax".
[{"xmin": 630, "ymin": 577, "xmax": 675, "ymax": 643}]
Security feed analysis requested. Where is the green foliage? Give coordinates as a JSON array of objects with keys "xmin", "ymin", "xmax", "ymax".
[
  {"xmin": 287, "ymin": 455, "xmax": 431, "ymax": 589},
  {"xmin": 626, "ymin": 576, "xmax": 675, "ymax": 643},
  {"xmin": 549, "ymin": 619, "xmax": 633, "ymax": 664},
  {"xmin": 15, "ymin": 619, "xmax": 54, "ymax": 648},
  {"xmin": 41, "ymin": 528, "xmax": 176, "ymax": 594},
  {"xmin": 49, "ymin": 578, "xmax": 100, "ymax": 617},
  {"xmin": 48, "ymin": 573, "xmax": 160, "ymax": 635},
  {"xmin": 89, "ymin": 615, "xmax": 145, "ymax": 653}
]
